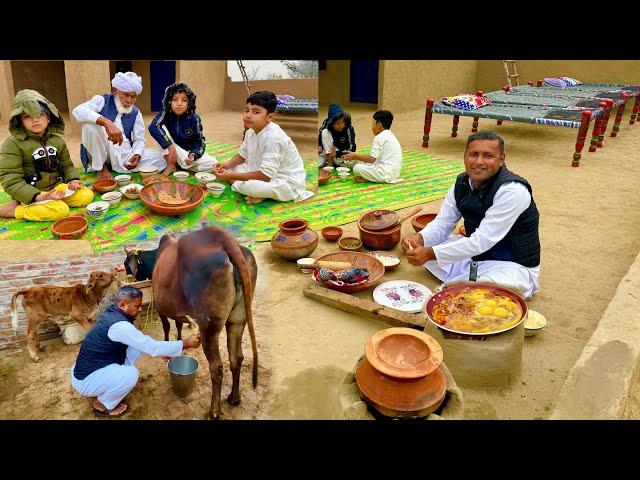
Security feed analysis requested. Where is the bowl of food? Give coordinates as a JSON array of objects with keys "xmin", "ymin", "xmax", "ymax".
[
  {"xmin": 172, "ymin": 171, "xmax": 190, "ymax": 183},
  {"xmin": 206, "ymin": 182, "xmax": 226, "ymax": 198},
  {"xmin": 366, "ymin": 251, "xmax": 401, "ymax": 270},
  {"xmin": 138, "ymin": 166, "xmax": 159, "ymax": 178},
  {"xmin": 92, "ymin": 178, "xmax": 118, "ymax": 193},
  {"xmin": 140, "ymin": 181, "xmax": 205, "ymax": 216},
  {"xmin": 297, "ymin": 257, "xmax": 316, "ymax": 273},
  {"xmin": 322, "ymin": 166, "xmax": 335, "ymax": 174},
  {"xmin": 336, "ymin": 166, "xmax": 350, "ymax": 174},
  {"xmin": 338, "ymin": 236, "xmax": 362, "ymax": 252},
  {"xmin": 121, "ymin": 183, "xmax": 144, "ymax": 200},
  {"xmin": 524, "ymin": 310, "xmax": 547, "ymax": 337},
  {"xmin": 321, "ymin": 226, "xmax": 343, "ymax": 242},
  {"xmin": 86, "ymin": 200, "xmax": 110, "ymax": 220},
  {"xmin": 425, "ymin": 283, "xmax": 528, "ymax": 336},
  {"xmin": 101, "ymin": 191, "xmax": 122, "ymax": 207},
  {"xmin": 51, "ymin": 215, "xmax": 88, "ymax": 240},
  {"xmin": 411, "ymin": 213, "xmax": 437, "ymax": 233},
  {"xmin": 338, "ymin": 171, "xmax": 350, "ymax": 181},
  {"xmin": 114, "ymin": 174, "xmax": 132, "ymax": 187},
  {"xmin": 318, "ymin": 170, "xmax": 332, "ymax": 186},
  {"xmin": 195, "ymin": 172, "xmax": 217, "ymax": 185}
]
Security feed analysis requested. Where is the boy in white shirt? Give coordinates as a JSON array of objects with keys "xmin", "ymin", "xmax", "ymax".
[
  {"xmin": 214, "ymin": 91, "xmax": 314, "ymax": 204},
  {"xmin": 342, "ymin": 110, "xmax": 403, "ymax": 183}
]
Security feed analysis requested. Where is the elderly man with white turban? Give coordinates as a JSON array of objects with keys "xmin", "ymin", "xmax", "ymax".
[{"xmin": 72, "ymin": 72, "xmax": 167, "ymax": 180}]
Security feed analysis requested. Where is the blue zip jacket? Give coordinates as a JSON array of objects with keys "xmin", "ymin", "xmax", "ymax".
[{"xmin": 148, "ymin": 111, "xmax": 206, "ymax": 159}]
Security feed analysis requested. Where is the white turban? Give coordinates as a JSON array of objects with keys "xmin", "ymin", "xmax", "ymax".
[{"xmin": 111, "ymin": 71, "xmax": 143, "ymax": 95}]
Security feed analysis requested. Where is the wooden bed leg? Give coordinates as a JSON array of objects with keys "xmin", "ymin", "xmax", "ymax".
[
  {"xmin": 497, "ymin": 120, "xmax": 503, "ymax": 125},
  {"xmin": 573, "ymin": 110, "xmax": 592, "ymax": 167},
  {"xmin": 528, "ymin": 81, "xmax": 533, "ymax": 87},
  {"xmin": 471, "ymin": 90, "xmax": 483, "ymax": 133},
  {"xmin": 611, "ymin": 92, "xmax": 628, "ymax": 137},
  {"xmin": 589, "ymin": 102, "xmax": 607, "ymax": 152},
  {"xmin": 537, "ymin": 80, "xmax": 543, "ymax": 87},
  {"xmin": 451, "ymin": 115, "xmax": 460, "ymax": 137},
  {"xmin": 502, "ymin": 85, "xmax": 510, "ymax": 92},
  {"xmin": 422, "ymin": 99, "xmax": 434, "ymax": 148},
  {"xmin": 597, "ymin": 99, "xmax": 614, "ymax": 148},
  {"xmin": 628, "ymin": 95, "xmax": 639, "ymax": 125}
]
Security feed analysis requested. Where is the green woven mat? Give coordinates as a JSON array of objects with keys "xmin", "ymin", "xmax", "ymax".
[{"xmin": 0, "ymin": 145, "xmax": 462, "ymax": 253}]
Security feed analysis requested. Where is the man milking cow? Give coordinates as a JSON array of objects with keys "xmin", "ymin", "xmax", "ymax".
[{"xmin": 70, "ymin": 285, "xmax": 201, "ymax": 417}]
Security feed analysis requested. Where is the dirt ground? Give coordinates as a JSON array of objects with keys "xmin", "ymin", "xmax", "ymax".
[{"xmin": 1, "ymin": 102, "xmax": 640, "ymax": 420}]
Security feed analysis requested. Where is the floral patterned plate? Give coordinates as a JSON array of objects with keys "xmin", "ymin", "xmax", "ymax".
[{"xmin": 372, "ymin": 280, "xmax": 433, "ymax": 313}]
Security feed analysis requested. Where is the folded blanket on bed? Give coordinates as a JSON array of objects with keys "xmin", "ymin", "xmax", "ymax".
[
  {"xmin": 441, "ymin": 94, "xmax": 492, "ymax": 111},
  {"xmin": 276, "ymin": 94, "xmax": 296, "ymax": 106},
  {"xmin": 544, "ymin": 77, "xmax": 582, "ymax": 89}
]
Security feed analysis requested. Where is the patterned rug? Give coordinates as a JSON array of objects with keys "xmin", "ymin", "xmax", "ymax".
[{"xmin": 0, "ymin": 143, "xmax": 463, "ymax": 253}]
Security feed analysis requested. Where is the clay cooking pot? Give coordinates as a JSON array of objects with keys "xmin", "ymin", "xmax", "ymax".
[
  {"xmin": 270, "ymin": 218, "xmax": 319, "ymax": 261},
  {"xmin": 358, "ymin": 206, "xmax": 422, "ymax": 251}
]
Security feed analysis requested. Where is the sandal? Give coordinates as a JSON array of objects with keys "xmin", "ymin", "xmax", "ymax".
[{"xmin": 92, "ymin": 402, "xmax": 128, "ymax": 417}]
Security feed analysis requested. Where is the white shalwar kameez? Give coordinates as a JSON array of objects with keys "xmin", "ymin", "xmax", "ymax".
[
  {"xmin": 231, "ymin": 122, "xmax": 314, "ymax": 202},
  {"xmin": 72, "ymin": 95, "xmax": 167, "ymax": 174},
  {"xmin": 419, "ymin": 180, "xmax": 541, "ymax": 299},
  {"xmin": 353, "ymin": 129, "xmax": 403, "ymax": 183},
  {"xmin": 70, "ymin": 321, "xmax": 182, "ymax": 410},
  {"xmin": 159, "ymin": 126, "xmax": 217, "ymax": 172}
]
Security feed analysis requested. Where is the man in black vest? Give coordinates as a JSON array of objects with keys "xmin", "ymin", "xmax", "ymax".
[
  {"xmin": 401, "ymin": 130, "xmax": 541, "ymax": 298},
  {"xmin": 72, "ymin": 71, "xmax": 167, "ymax": 180},
  {"xmin": 70, "ymin": 285, "xmax": 201, "ymax": 417}
]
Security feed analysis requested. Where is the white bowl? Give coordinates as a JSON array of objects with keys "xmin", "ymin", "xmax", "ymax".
[
  {"xmin": 195, "ymin": 172, "xmax": 217, "ymax": 185},
  {"xmin": 138, "ymin": 167, "xmax": 158, "ymax": 178},
  {"xmin": 322, "ymin": 166, "xmax": 335, "ymax": 173},
  {"xmin": 524, "ymin": 310, "xmax": 547, "ymax": 337},
  {"xmin": 206, "ymin": 182, "xmax": 225, "ymax": 198},
  {"xmin": 121, "ymin": 183, "xmax": 143, "ymax": 200},
  {"xmin": 336, "ymin": 166, "xmax": 350, "ymax": 173},
  {"xmin": 101, "ymin": 191, "xmax": 122, "ymax": 207},
  {"xmin": 338, "ymin": 172, "xmax": 350, "ymax": 180},
  {"xmin": 114, "ymin": 174, "xmax": 132, "ymax": 186},
  {"xmin": 172, "ymin": 171, "xmax": 190, "ymax": 183},
  {"xmin": 86, "ymin": 201, "xmax": 110, "ymax": 220}
]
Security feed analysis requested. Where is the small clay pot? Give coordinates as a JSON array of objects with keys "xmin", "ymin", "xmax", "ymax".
[
  {"xmin": 52, "ymin": 215, "xmax": 88, "ymax": 240},
  {"xmin": 318, "ymin": 170, "xmax": 332, "ymax": 185},
  {"xmin": 411, "ymin": 213, "xmax": 437, "ymax": 233},
  {"xmin": 270, "ymin": 218, "xmax": 319, "ymax": 261},
  {"xmin": 321, "ymin": 226, "xmax": 343, "ymax": 242},
  {"xmin": 338, "ymin": 236, "xmax": 362, "ymax": 252}
]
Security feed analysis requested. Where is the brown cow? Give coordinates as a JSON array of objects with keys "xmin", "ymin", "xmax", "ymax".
[
  {"xmin": 152, "ymin": 226, "xmax": 258, "ymax": 419},
  {"xmin": 11, "ymin": 270, "xmax": 118, "ymax": 362}
]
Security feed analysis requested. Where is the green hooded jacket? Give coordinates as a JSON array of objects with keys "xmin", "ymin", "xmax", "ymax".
[{"xmin": 0, "ymin": 89, "xmax": 79, "ymax": 205}]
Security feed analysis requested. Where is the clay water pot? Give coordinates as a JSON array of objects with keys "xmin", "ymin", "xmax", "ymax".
[
  {"xmin": 358, "ymin": 218, "xmax": 402, "ymax": 251},
  {"xmin": 355, "ymin": 357, "xmax": 447, "ymax": 418},
  {"xmin": 270, "ymin": 218, "xmax": 319, "ymax": 261}
]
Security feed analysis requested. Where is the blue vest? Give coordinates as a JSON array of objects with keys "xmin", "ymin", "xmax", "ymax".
[
  {"xmin": 454, "ymin": 165, "xmax": 541, "ymax": 268},
  {"xmin": 73, "ymin": 304, "xmax": 135, "ymax": 381},
  {"xmin": 80, "ymin": 94, "xmax": 140, "ymax": 170}
]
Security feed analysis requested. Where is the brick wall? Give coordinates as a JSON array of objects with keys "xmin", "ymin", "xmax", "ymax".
[{"xmin": 0, "ymin": 242, "xmax": 156, "ymax": 350}]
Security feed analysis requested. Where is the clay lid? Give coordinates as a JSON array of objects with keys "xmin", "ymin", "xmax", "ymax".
[
  {"xmin": 355, "ymin": 357, "xmax": 446, "ymax": 416},
  {"xmin": 360, "ymin": 209, "xmax": 398, "ymax": 231},
  {"xmin": 365, "ymin": 327, "xmax": 443, "ymax": 379}
]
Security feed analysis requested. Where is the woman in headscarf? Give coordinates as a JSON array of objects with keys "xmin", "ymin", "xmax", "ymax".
[{"xmin": 317, "ymin": 104, "xmax": 356, "ymax": 168}]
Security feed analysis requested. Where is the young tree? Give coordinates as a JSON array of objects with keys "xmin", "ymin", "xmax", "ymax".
[{"xmin": 280, "ymin": 60, "xmax": 318, "ymax": 78}]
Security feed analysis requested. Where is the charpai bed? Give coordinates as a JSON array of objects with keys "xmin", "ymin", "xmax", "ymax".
[
  {"xmin": 422, "ymin": 83, "xmax": 640, "ymax": 167},
  {"xmin": 276, "ymin": 97, "xmax": 318, "ymax": 114}
]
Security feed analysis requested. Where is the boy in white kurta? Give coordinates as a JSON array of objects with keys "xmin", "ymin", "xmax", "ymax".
[
  {"xmin": 214, "ymin": 91, "xmax": 314, "ymax": 204},
  {"xmin": 72, "ymin": 72, "xmax": 167, "ymax": 180},
  {"xmin": 342, "ymin": 110, "xmax": 403, "ymax": 183}
]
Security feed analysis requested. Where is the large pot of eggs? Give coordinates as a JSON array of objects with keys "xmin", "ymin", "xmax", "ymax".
[{"xmin": 425, "ymin": 282, "xmax": 528, "ymax": 336}]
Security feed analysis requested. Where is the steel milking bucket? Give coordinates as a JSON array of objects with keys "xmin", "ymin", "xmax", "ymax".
[{"xmin": 168, "ymin": 355, "xmax": 199, "ymax": 397}]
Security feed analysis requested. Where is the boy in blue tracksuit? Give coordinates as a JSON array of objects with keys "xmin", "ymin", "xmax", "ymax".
[{"xmin": 148, "ymin": 82, "xmax": 217, "ymax": 175}]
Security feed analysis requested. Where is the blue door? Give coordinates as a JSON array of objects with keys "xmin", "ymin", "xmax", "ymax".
[
  {"xmin": 150, "ymin": 61, "xmax": 176, "ymax": 112},
  {"xmin": 350, "ymin": 60, "xmax": 379, "ymax": 103}
]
